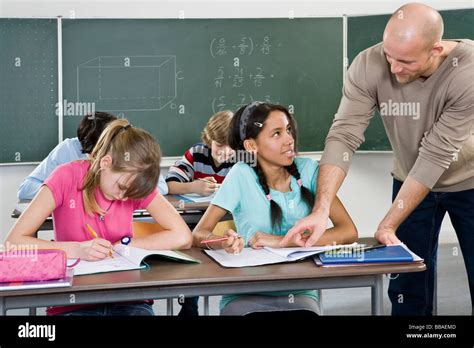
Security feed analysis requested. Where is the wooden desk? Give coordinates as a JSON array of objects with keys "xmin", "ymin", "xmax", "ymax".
[{"xmin": 0, "ymin": 239, "xmax": 426, "ymax": 316}]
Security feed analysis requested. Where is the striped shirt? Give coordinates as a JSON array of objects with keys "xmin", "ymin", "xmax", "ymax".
[{"xmin": 166, "ymin": 143, "xmax": 233, "ymax": 184}]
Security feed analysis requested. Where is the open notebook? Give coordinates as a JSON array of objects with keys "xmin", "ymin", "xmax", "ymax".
[
  {"xmin": 0, "ymin": 269, "xmax": 74, "ymax": 292},
  {"xmin": 204, "ymin": 243, "xmax": 357, "ymax": 268},
  {"xmin": 72, "ymin": 245, "xmax": 200, "ymax": 276}
]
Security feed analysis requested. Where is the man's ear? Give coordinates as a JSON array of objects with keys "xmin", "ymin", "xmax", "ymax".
[
  {"xmin": 431, "ymin": 41, "xmax": 444, "ymax": 57},
  {"xmin": 99, "ymin": 155, "xmax": 113, "ymax": 171},
  {"xmin": 243, "ymin": 139, "xmax": 257, "ymax": 153}
]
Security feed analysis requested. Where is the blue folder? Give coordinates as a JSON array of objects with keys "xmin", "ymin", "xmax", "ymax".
[{"xmin": 318, "ymin": 245, "xmax": 414, "ymax": 265}]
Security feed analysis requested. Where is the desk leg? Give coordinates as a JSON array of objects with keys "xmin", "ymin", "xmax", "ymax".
[
  {"xmin": 166, "ymin": 298, "xmax": 174, "ymax": 316},
  {"xmin": 0, "ymin": 297, "xmax": 5, "ymax": 316},
  {"xmin": 433, "ymin": 269, "xmax": 438, "ymax": 315},
  {"xmin": 371, "ymin": 274, "xmax": 384, "ymax": 315},
  {"xmin": 204, "ymin": 296, "xmax": 209, "ymax": 316}
]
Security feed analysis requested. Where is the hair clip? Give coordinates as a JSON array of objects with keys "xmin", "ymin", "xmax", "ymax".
[
  {"xmin": 266, "ymin": 194, "xmax": 272, "ymax": 201},
  {"xmin": 254, "ymin": 122, "xmax": 264, "ymax": 128},
  {"xmin": 239, "ymin": 101, "xmax": 264, "ymax": 141},
  {"xmin": 123, "ymin": 124, "xmax": 132, "ymax": 130}
]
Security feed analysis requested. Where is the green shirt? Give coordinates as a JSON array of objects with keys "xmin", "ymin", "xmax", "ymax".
[{"xmin": 211, "ymin": 157, "xmax": 320, "ymax": 310}]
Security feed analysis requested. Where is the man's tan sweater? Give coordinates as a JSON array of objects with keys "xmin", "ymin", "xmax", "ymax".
[{"xmin": 321, "ymin": 39, "xmax": 474, "ymax": 192}]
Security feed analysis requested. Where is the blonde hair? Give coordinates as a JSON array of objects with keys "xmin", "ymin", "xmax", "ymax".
[
  {"xmin": 82, "ymin": 119, "xmax": 161, "ymax": 216},
  {"xmin": 201, "ymin": 110, "xmax": 233, "ymax": 147}
]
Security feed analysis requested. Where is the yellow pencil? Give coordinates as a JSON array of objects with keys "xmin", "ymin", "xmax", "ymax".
[
  {"xmin": 85, "ymin": 223, "xmax": 98, "ymax": 238},
  {"xmin": 85, "ymin": 223, "xmax": 113, "ymax": 258}
]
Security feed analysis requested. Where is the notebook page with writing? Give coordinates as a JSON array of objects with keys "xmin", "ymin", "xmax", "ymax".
[
  {"xmin": 71, "ymin": 248, "xmax": 140, "ymax": 276},
  {"xmin": 204, "ymin": 248, "xmax": 288, "ymax": 267},
  {"xmin": 71, "ymin": 245, "xmax": 199, "ymax": 276},
  {"xmin": 114, "ymin": 244, "xmax": 199, "ymax": 265},
  {"xmin": 205, "ymin": 243, "xmax": 362, "ymax": 267}
]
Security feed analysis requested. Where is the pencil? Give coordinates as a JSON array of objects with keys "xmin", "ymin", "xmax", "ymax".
[
  {"xmin": 333, "ymin": 244, "xmax": 386, "ymax": 254},
  {"xmin": 201, "ymin": 237, "xmax": 229, "ymax": 244},
  {"xmin": 201, "ymin": 235, "xmax": 241, "ymax": 244},
  {"xmin": 85, "ymin": 223, "xmax": 114, "ymax": 258},
  {"xmin": 85, "ymin": 223, "xmax": 98, "ymax": 238},
  {"xmin": 362, "ymin": 244, "xmax": 386, "ymax": 252}
]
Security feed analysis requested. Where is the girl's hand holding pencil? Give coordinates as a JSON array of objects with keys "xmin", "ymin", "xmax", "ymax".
[
  {"xmin": 77, "ymin": 223, "xmax": 114, "ymax": 261},
  {"xmin": 201, "ymin": 229, "xmax": 243, "ymax": 255}
]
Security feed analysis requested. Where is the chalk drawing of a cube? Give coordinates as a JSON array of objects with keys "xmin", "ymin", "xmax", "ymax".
[{"xmin": 77, "ymin": 56, "xmax": 177, "ymax": 111}]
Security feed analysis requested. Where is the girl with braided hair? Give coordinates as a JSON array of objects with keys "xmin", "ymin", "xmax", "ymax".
[{"xmin": 193, "ymin": 102, "xmax": 358, "ymax": 316}]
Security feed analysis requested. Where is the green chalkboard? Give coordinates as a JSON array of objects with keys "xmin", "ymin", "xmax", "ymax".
[
  {"xmin": 0, "ymin": 19, "xmax": 58, "ymax": 163},
  {"xmin": 1, "ymin": 11, "xmax": 471, "ymax": 162},
  {"xmin": 61, "ymin": 18, "xmax": 343, "ymax": 157},
  {"xmin": 348, "ymin": 9, "xmax": 474, "ymax": 151}
]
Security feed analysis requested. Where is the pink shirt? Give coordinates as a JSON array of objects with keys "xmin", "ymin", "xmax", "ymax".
[
  {"xmin": 44, "ymin": 160, "xmax": 157, "ymax": 243},
  {"xmin": 43, "ymin": 160, "xmax": 158, "ymax": 315}
]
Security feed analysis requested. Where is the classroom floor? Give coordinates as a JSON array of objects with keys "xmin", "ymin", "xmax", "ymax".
[{"xmin": 8, "ymin": 243, "xmax": 471, "ymax": 316}]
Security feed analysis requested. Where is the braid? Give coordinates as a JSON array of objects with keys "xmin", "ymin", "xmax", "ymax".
[
  {"xmin": 254, "ymin": 163, "xmax": 271, "ymax": 196},
  {"xmin": 286, "ymin": 162, "xmax": 301, "ymax": 181},
  {"xmin": 286, "ymin": 162, "xmax": 315, "ymax": 209},
  {"xmin": 253, "ymin": 163, "xmax": 283, "ymax": 231}
]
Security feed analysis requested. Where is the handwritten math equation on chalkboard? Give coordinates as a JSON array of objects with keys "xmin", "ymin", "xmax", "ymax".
[
  {"xmin": 210, "ymin": 36, "xmax": 282, "ymax": 113},
  {"xmin": 209, "ymin": 36, "xmax": 273, "ymax": 57}
]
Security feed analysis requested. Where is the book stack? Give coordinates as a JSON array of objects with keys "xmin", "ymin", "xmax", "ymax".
[{"xmin": 313, "ymin": 244, "xmax": 423, "ymax": 267}]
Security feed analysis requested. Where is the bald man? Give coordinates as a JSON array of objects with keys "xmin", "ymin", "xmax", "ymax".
[{"xmin": 282, "ymin": 3, "xmax": 473, "ymax": 315}]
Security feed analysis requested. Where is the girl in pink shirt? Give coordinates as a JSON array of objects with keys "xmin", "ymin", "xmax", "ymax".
[{"xmin": 6, "ymin": 119, "xmax": 192, "ymax": 316}]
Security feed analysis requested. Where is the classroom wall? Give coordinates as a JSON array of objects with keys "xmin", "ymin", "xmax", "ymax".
[{"xmin": 1, "ymin": 0, "xmax": 468, "ymax": 244}]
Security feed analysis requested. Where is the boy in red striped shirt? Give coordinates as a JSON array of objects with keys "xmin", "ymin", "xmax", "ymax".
[{"xmin": 166, "ymin": 110, "xmax": 235, "ymax": 196}]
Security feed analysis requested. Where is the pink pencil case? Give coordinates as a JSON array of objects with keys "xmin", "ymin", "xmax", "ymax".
[{"xmin": 0, "ymin": 249, "xmax": 68, "ymax": 283}]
